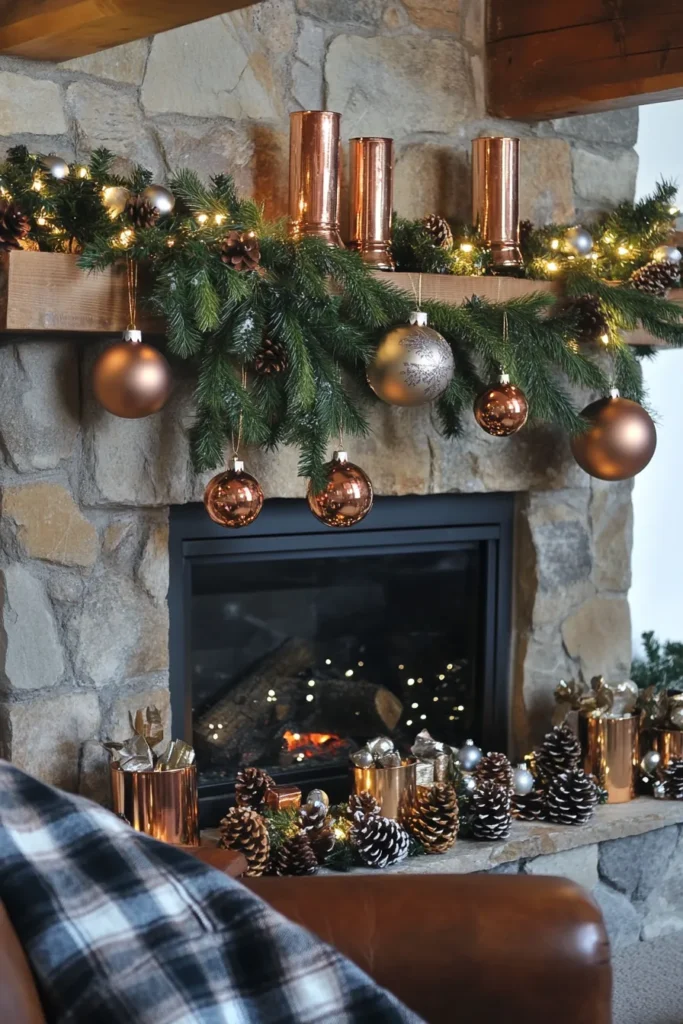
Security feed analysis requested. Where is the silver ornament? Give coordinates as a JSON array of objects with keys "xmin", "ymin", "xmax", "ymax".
[
  {"xmin": 565, "ymin": 226, "xmax": 593, "ymax": 256},
  {"xmin": 654, "ymin": 781, "xmax": 667, "ymax": 800},
  {"xmin": 653, "ymin": 245, "xmax": 682, "ymax": 264},
  {"xmin": 367, "ymin": 311, "xmax": 454, "ymax": 407},
  {"xmin": 40, "ymin": 154, "xmax": 69, "ymax": 179},
  {"xmin": 366, "ymin": 736, "xmax": 394, "ymax": 758},
  {"xmin": 461, "ymin": 773, "xmax": 477, "ymax": 794},
  {"xmin": 456, "ymin": 739, "xmax": 482, "ymax": 772},
  {"xmin": 669, "ymin": 704, "xmax": 683, "ymax": 730},
  {"xmin": 379, "ymin": 750, "xmax": 402, "ymax": 768},
  {"xmin": 306, "ymin": 788, "xmax": 329, "ymax": 808},
  {"xmin": 640, "ymin": 750, "xmax": 661, "ymax": 777},
  {"xmin": 141, "ymin": 184, "xmax": 175, "ymax": 215},
  {"xmin": 411, "ymin": 728, "xmax": 444, "ymax": 760},
  {"xmin": 351, "ymin": 748, "xmax": 374, "ymax": 769},
  {"xmin": 512, "ymin": 763, "xmax": 534, "ymax": 796},
  {"xmin": 103, "ymin": 185, "xmax": 130, "ymax": 219},
  {"xmin": 610, "ymin": 679, "xmax": 639, "ymax": 716}
]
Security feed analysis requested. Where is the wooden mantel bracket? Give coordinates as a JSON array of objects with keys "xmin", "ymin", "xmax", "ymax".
[{"xmin": 487, "ymin": 0, "xmax": 683, "ymax": 120}]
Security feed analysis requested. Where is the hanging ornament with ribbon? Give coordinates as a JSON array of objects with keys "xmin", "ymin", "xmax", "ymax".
[
  {"xmin": 473, "ymin": 312, "xmax": 529, "ymax": 436},
  {"xmin": 571, "ymin": 388, "xmax": 657, "ymax": 481},
  {"xmin": 307, "ymin": 441, "xmax": 373, "ymax": 528},
  {"xmin": 92, "ymin": 256, "xmax": 172, "ymax": 418}
]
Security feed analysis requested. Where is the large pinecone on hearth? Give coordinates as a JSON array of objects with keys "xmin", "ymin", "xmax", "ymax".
[
  {"xmin": 299, "ymin": 800, "xmax": 328, "ymax": 832},
  {"xmin": 308, "ymin": 825, "xmax": 336, "ymax": 863},
  {"xmin": 545, "ymin": 769, "xmax": 598, "ymax": 825},
  {"xmin": 274, "ymin": 832, "xmax": 319, "ymax": 876},
  {"xmin": 660, "ymin": 757, "xmax": 683, "ymax": 799},
  {"xmin": 0, "ymin": 199, "xmax": 30, "ymax": 251},
  {"xmin": 347, "ymin": 791, "xmax": 381, "ymax": 823},
  {"xmin": 568, "ymin": 295, "xmax": 610, "ymax": 343},
  {"xmin": 234, "ymin": 766, "xmax": 275, "ymax": 811},
  {"xmin": 408, "ymin": 783, "xmax": 459, "ymax": 854},
  {"xmin": 422, "ymin": 214, "xmax": 453, "ymax": 250},
  {"xmin": 218, "ymin": 806, "xmax": 270, "ymax": 877},
  {"xmin": 352, "ymin": 814, "xmax": 410, "ymax": 869},
  {"xmin": 469, "ymin": 781, "xmax": 512, "ymax": 841},
  {"xmin": 630, "ymin": 259, "xmax": 681, "ymax": 296},
  {"xmin": 124, "ymin": 194, "xmax": 160, "ymax": 229},
  {"xmin": 473, "ymin": 752, "xmax": 513, "ymax": 792},
  {"xmin": 220, "ymin": 230, "xmax": 261, "ymax": 271},
  {"xmin": 512, "ymin": 787, "xmax": 546, "ymax": 821},
  {"xmin": 534, "ymin": 724, "xmax": 582, "ymax": 785},
  {"xmin": 254, "ymin": 337, "xmax": 287, "ymax": 376}
]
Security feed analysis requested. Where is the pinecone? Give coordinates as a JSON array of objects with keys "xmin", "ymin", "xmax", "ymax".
[
  {"xmin": 352, "ymin": 814, "xmax": 410, "ymax": 869},
  {"xmin": 124, "ymin": 195, "xmax": 160, "ymax": 229},
  {"xmin": 545, "ymin": 769, "xmax": 598, "ymax": 825},
  {"xmin": 234, "ymin": 766, "xmax": 275, "ymax": 811},
  {"xmin": 469, "ymin": 781, "xmax": 512, "ymax": 841},
  {"xmin": 568, "ymin": 295, "xmax": 610, "ymax": 343},
  {"xmin": 0, "ymin": 199, "xmax": 30, "ymax": 251},
  {"xmin": 347, "ymin": 791, "xmax": 381, "ymax": 822},
  {"xmin": 422, "ymin": 214, "xmax": 453, "ymax": 250},
  {"xmin": 519, "ymin": 219, "xmax": 534, "ymax": 249},
  {"xmin": 408, "ymin": 783, "xmax": 459, "ymax": 854},
  {"xmin": 254, "ymin": 338, "xmax": 287, "ymax": 376},
  {"xmin": 512, "ymin": 787, "xmax": 546, "ymax": 821},
  {"xmin": 274, "ymin": 832, "xmax": 318, "ymax": 876},
  {"xmin": 660, "ymin": 757, "xmax": 683, "ymax": 799},
  {"xmin": 308, "ymin": 825, "xmax": 336, "ymax": 863},
  {"xmin": 630, "ymin": 259, "xmax": 681, "ymax": 296},
  {"xmin": 220, "ymin": 230, "xmax": 261, "ymax": 271},
  {"xmin": 299, "ymin": 800, "xmax": 327, "ymax": 832},
  {"xmin": 534, "ymin": 724, "xmax": 582, "ymax": 785},
  {"xmin": 218, "ymin": 806, "xmax": 270, "ymax": 876},
  {"xmin": 473, "ymin": 752, "xmax": 513, "ymax": 792}
]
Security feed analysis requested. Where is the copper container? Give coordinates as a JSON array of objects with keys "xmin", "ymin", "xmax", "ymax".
[
  {"xmin": 352, "ymin": 756, "xmax": 417, "ymax": 821},
  {"xmin": 650, "ymin": 728, "xmax": 683, "ymax": 768},
  {"xmin": 111, "ymin": 764, "xmax": 199, "ymax": 846},
  {"xmin": 289, "ymin": 110, "xmax": 343, "ymax": 246},
  {"xmin": 472, "ymin": 136, "xmax": 522, "ymax": 269},
  {"xmin": 348, "ymin": 137, "xmax": 394, "ymax": 269},
  {"xmin": 580, "ymin": 714, "xmax": 638, "ymax": 803}
]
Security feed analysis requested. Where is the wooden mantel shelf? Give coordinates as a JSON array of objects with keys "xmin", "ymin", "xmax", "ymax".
[{"xmin": 0, "ymin": 251, "xmax": 672, "ymax": 346}]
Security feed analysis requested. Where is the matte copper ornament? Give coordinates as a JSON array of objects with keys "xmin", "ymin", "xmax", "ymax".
[
  {"xmin": 474, "ymin": 373, "xmax": 528, "ymax": 436},
  {"xmin": 93, "ymin": 330, "xmax": 172, "ymax": 418},
  {"xmin": 348, "ymin": 137, "xmax": 394, "ymax": 269},
  {"xmin": 367, "ymin": 311, "xmax": 454, "ymax": 407},
  {"xmin": 307, "ymin": 450, "xmax": 373, "ymax": 528},
  {"xmin": 289, "ymin": 110, "xmax": 343, "ymax": 246},
  {"xmin": 472, "ymin": 136, "xmax": 522, "ymax": 269},
  {"xmin": 570, "ymin": 390, "xmax": 657, "ymax": 481},
  {"xmin": 204, "ymin": 457, "xmax": 264, "ymax": 528}
]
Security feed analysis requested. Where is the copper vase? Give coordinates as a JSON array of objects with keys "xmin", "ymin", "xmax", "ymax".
[
  {"xmin": 649, "ymin": 728, "xmax": 683, "ymax": 768},
  {"xmin": 348, "ymin": 137, "xmax": 394, "ymax": 269},
  {"xmin": 579, "ymin": 714, "xmax": 638, "ymax": 803},
  {"xmin": 111, "ymin": 764, "xmax": 199, "ymax": 846},
  {"xmin": 289, "ymin": 110, "xmax": 343, "ymax": 246},
  {"xmin": 472, "ymin": 136, "xmax": 522, "ymax": 269},
  {"xmin": 352, "ymin": 757, "xmax": 417, "ymax": 821}
]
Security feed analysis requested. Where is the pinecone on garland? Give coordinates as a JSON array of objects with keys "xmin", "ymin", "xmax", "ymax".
[
  {"xmin": 422, "ymin": 214, "xmax": 453, "ymax": 250},
  {"xmin": 124, "ymin": 194, "xmax": 160, "ymax": 229},
  {"xmin": 234, "ymin": 766, "xmax": 275, "ymax": 811},
  {"xmin": 218, "ymin": 806, "xmax": 270, "ymax": 876},
  {"xmin": 407, "ymin": 783, "xmax": 459, "ymax": 854},
  {"xmin": 545, "ymin": 769, "xmax": 598, "ymax": 826},
  {"xmin": 352, "ymin": 814, "xmax": 410, "ymax": 868},
  {"xmin": 299, "ymin": 800, "xmax": 327, "ymax": 832},
  {"xmin": 534, "ymin": 724, "xmax": 582, "ymax": 785},
  {"xmin": 254, "ymin": 337, "xmax": 287, "ymax": 376},
  {"xmin": 474, "ymin": 752, "xmax": 513, "ymax": 793},
  {"xmin": 0, "ymin": 199, "xmax": 30, "ymax": 251},
  {"xmin": 220, "ymin": 230, "xmax": 261, "ymax": 271},
  {"xmin": 469, "ymin": 781, "xmax": 512, "ymax": 841},
  {"xmin": 569, "ymin": 295, "xmax": 610, "ymax": 343},
  {"xmin": 274, "ymin": 832, "xmax": 319, "ymax": 876},
  {"xmin": 512, "ymin": 787, "xmax": 546, "ymax": 821},
  {"xmin": 630, "ymin": 260, "xmax": 681, "ymax": 296},
  {"xmin": 347, "ymin": 791, "xmax": 381, "ymax": 822},
  {"xmin": 660, "ymin": 757, "xmax": 683, "ymax": 799}
]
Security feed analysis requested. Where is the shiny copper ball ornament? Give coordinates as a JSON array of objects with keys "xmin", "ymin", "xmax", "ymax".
[
  {"xmin": 204, "ymin": 457, "xmax": 264, "ymax": 528},
  {"xmin": 307, "ymin": 451, "xmax": 373, "ymax": 528},
  {"xmin": 570, "ymin": 390, "xmax": 657, "ymax": 481},
  {"xmin": 474, "ymin": 373, "xmax": 529, "ymax": 436},
  {"xmin": 367, "ymin": 311, "xmax": 454, "ymax": 407},
  {"xmin": 93, "ymin": 331, "xmax": 172, "ymax": 418}
]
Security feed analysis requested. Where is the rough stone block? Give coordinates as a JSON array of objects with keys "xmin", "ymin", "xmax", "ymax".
[
  {"xmin": 592, "ymin": 880, "xmax": 642, "ymax": 950},
  {"xmin": 572, "ymin": 147, "xmax": 639, "ymax": 220},
  {"xmin": 136, "ymin": 522, "xmax": 170, "ymax": 605},
  {"xmin": 519, "ymin": 138, "xmax": 575, "ymax": 226},
  {"xmin": 402, "ymin": 0, "xmax": 460, "ymax": 32},
  {"xmin": 524, "ymin": 844, "xmax": 599, "ymax": 892},
  {"xmin": 590, "ymin": 479, "xmax": 633, "ymax": 592},
  {"xmin": 0, "ymin": 72, "xmax": 66, "ymax": 135},
  {"xmin": 100, "ymin": 680, "xmax": 171, "ymax": 743},
  {"xmin": 78, "ymin": 739, "xmax": 111, "ymax": 805},
  {"xmin": 292, "ymin": 19, "xmax": 325, "ymax": 110},
  {"xmin": 550, "ymin": 109, "xmax": 639, "ymax": 148},
  {"xmin": 60, "ymin": 39, "xmax": 149, "ymax": 85},
  {"xmin": 599, "ymin": 826, "xmax": 679, "ymax": 901},
  {"xmin": 3, "ymin": 482, "xmax": 97, "ymax": 568},
  {"xmin": 1, "ymin": 565, "xmax": 65, "ymax": 691},
  {"xmin": 66, "ymin": 80, "xmax": 163, "ymax": 176},
  {"xmin": 561, "ymin": 595, "xmax": 631, "ymax": 682},
  {"xmin": 642, "ymin": 831, "xmax": 683, "ymax": 940},
  {"xmin": 394, "ymin": 143, "xmax": 470, "ymax": 223},
  {"xmin": 296, "ymin": 0, "xmax": 386, "ymax": 25}
]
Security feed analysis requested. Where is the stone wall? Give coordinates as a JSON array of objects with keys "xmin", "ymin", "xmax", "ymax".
[{"xmin": 0, "ymin": 0, "xmax": 638, "ymax": 795}]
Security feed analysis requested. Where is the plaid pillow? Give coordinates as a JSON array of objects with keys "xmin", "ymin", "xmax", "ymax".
[{"xmin": 0, "ymin": 761, "xmax": 420, "ymax": 1023}]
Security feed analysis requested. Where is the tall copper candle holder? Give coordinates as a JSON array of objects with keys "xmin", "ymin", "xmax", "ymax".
[
  {"xmin": 352, "ymin": 756, "xmax": 417, "ymax": 821},
  {"xmin": 649, "ymin": 728, "xmax": 683, "ymax": 768},
  {"xmin": 348, "ymin": 137, "xmax": 394, "ymax": 269},
  {"xmin": 111, "ymin": 764, "xmax": 199, "ymax": 846},
  {"xmin": 289, "ymin": 110, "xmax": 343, "ymax": 247},
  {"xmin": 579, "ymin": 714, "xmax": 638, "ymax": 804},
  {"xmin": 472, "ymin": 136, "xmax": 522, "ymax": 270}
]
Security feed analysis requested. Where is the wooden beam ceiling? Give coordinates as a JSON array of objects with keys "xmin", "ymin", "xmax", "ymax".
[
  {"xmin": 0, "ymin": 0, "xmax": 263, "ymax": 61},
  {"xmin": 487, "ymin": 0, "xmax": 683, "ymax": 120}
]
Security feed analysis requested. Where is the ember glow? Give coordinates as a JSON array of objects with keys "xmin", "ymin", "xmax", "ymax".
[{"xmin": 282, "ymin": 730, "xmax": 338, "ymax": 756}]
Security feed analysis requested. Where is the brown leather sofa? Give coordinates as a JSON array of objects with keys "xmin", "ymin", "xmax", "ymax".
[{"xmin": 0, "ymin": 874, "xmax": 611, "ymax": 1023}]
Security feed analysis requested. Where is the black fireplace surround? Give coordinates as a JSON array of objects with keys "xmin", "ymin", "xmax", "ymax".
[{"xmin": 169, "ymin": 494, "xmax": 513, "ymax": 824}]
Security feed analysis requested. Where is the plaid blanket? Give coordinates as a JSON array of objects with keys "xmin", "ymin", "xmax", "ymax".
[{"xmin": 0, "ymin": 761, "xmax": 420, "ymax": 1024}]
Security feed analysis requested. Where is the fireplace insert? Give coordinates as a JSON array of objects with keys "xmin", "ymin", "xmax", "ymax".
[{"xmin": 169, "ymin": 494, "xmax": 514, "ymax": 824}]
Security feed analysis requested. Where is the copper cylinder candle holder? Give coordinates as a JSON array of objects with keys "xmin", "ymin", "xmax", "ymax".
[
  {"xmin": 289, "ymin": 110, "xmax": 343, "ymax": 246},
  {"xmin": 348, "ymin": 137, "xmax": 394, "ymax": 269},
  {"xmin": 111, "ymin": 764, "xmax": 199, "ymax": 846},
  {"xmin": 352, "ymin": 756, "xmax": 417, "ymax": 821},
  {"xmin": 649, "ymin": 728, "xmax": 683, "ymax": 768},
  {"xmin": 579, "ymin": 714, "xmax": 638, "ymax": 803},
  {"xmin": 472, "ymin": 136, "xmax": 522, "ymax": 270}
]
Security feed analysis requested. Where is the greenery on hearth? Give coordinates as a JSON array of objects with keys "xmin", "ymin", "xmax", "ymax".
[{"xmin": 632, "ymin": 631, "xmax": 683, "ymax": 692}]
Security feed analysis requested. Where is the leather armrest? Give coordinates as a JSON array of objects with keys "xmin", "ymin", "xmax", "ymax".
[{"xmin": 0, "ymin": 903, "xmax": 46, "ymax": 1024}]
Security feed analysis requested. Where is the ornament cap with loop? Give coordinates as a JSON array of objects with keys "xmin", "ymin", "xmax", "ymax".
[
  {"xmin": 409, "ymin": 310, "xmax": 428, "ymax": 327},
  {"xmin": 609, "ymin": 387, "xmax": 620, "ymax": 400},
  {"xmin": 123, "ymin": 328, "xmax": 142, "ymax": 345}
]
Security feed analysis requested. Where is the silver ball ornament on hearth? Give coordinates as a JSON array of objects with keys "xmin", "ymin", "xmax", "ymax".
[
  {"xmin": 306, "ymin": 788, "xmax": 329, "ymax": 808},
  {"xmin": 461, "ymin": 774, "xmax": 477, "ymax": 794},
  {"xmin": 351, "ymin": 749, "xmax": 374, "ymax": 769},
  {"xmin": 456, "ymin": 739, "xmax": 482, "ymax": 772},
  {"xmin": 367, "ymin": 310, "xmax": 454, "ymax": 407},
  {"xmin": 512, "ymin": 763, "xmax": 535, "ymax": 797},
  {"xmin": 141, "ymin": 184, "xmax": 175, "ymax": 215},
  {"xmin": 640, "ymin": 750, "xmax": 661, "ymax": 777},
  {"xmin": 565, "ymin": 226, "xmax": 593, "ymax": 256},
  {"xmin": 40, "ymin": 154, "xmax": 69, "ymax": 179},
  {"xmin": 653, "ymin": 245, "xmax": 682, "ymax": 265},
  {"xmin": 367, "ymin": 736, "xmax": 395, "ymax": 759}
]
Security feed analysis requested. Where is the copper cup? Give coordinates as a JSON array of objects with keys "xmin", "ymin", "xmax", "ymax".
[
  {"xmin": 111, "ymin": 764, "xmax": 199, "ymax": 846},
  {"xmin": 348, "ymin": 137, "xmax": 394, "ymax": 269},
  {"xmin": 580, "ymin": 714, "xmax": 638, "ymax": 803},
  {"xmin": 472, "ymin": 136, "xmax": 522, "ymax": 269},
  {"xmin": 352, "ymin": 757, "xmax": 417, "ymax": 821},
  {"xmin": 649, "ymin": 728, "xmax": 683, "ymax": 768},
  {"xmin": 289, "ymin": 110, "xmax": 343, "ymax": 246}
]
